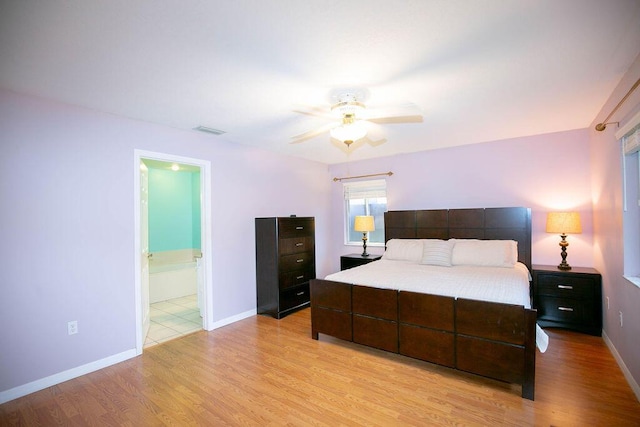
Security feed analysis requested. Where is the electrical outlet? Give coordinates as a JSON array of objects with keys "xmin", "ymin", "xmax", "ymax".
[
  {"xmin": 619, "ymin": 311, "xmax": 623, "ymax": 328},
  {"xmin": 68, "ymin": 320, "xmax": 78, "ymax": 335},
  {"xmin": 606, "ymin": 296, "xmax": 610, "ymax": 310}
]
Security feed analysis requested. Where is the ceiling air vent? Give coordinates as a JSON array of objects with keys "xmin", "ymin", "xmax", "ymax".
[{"xmin": 194, "ymin": 125, "xmax": 226, "ymax": 135}]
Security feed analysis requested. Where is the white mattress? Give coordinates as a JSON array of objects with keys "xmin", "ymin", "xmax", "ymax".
[{"xmin": 325, "ymin": 259, "xmax": 532, "ymax": 308}]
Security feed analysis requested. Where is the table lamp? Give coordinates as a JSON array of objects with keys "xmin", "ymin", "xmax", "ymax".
[
  {"xmin": 546, "ymin": 212, "xmax": 582, "ymax": 270},
  {"xmin": 354, "ymin": 215, "xmax": 375, "ymax": 257}
]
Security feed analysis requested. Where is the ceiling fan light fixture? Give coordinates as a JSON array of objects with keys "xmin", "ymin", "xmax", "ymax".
[
  {"xmin": 332, "ymin": 101, "xmax": 365, "ymax": 116},
  {"xmin": 330, "ymin": 120, "xmax": 367, "ymax": 144},
  {"xmin": 331, "ymin": 92, "xmax": 366, "ymax": 118}
]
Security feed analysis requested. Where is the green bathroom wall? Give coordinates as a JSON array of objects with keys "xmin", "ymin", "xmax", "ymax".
[
  {"xmin": 191, "ymin": 171, "xmax": 201, "ymax": 250},
  {"xmin": 148, "ymin": 167, "xmax": 201, "ymax": 252}
]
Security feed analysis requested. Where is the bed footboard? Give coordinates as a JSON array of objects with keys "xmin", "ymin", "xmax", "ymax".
[
  {"xmin": 310, "ymin": 279, "xmax": 352, "ymax": 341},
  {"xmin": 310, "ymin": 279, "xmax": 537, "ymax": 400},
  {"xmin": 454, "ymin": 298, "xmax": 536, "ymax": 400}
]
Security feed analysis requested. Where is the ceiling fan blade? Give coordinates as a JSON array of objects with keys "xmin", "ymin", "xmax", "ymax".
[
  {"xmin": 362, "ymin": 121, "xmax": 386, "ymax": 142},
  {"xmin": 366, "ymin": 137, "xmax": 388, "ymax": 147},
  {"xmin": 365, "ymin": 102, "xmax": 423, "ymax": 121},
  {"xmin": 367, "ymin": 115, "xmax": 423, "ymax": 124},
  {"xmin": 292, "ymin": 104, "xmax": 334, "ymax": 120},
  {"xmin": 359, "ymin": 122, "xmax": 388, "ymax": 147},
  {"xmin": 290, "ymin": 121, "xmax": 340, "ymax": 143}
]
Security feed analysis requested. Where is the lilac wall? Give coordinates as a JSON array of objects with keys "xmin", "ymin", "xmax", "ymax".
[
  {"xmin": 590, "ymin": 53, "xmax": 640, "ymax": 395},
  {"xmin": 4, "ymin": 67, "xmax": 639, "ymax": 401},
  {"xmin": 0, "ymin": 90, "xmax": 333, "ymax": 396},
  {"xmin": 328, "ymin": 129, "xmax": 595, "ymax": 272}
]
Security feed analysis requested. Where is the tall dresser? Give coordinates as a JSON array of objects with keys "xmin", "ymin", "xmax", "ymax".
[{"xmin": 255, "ymin": 217, "xmax": 315, "ymax": 319}]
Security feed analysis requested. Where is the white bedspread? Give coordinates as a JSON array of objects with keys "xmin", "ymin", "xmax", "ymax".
[
  {"xmin": 326, "ymin": 259, "xmax": 532, "ymax": 307},
  {"xmin": 325, "ymin": 259, "xmax": 549, "ymax": 352}
]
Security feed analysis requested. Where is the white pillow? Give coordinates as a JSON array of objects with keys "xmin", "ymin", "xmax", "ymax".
[
  {"xmin": 451, "ymin": 239, "xmax": 518, "ymax": 267},
  {"xmin": 420, "ymin": 239, "xmax": 454, "ymax": 266},
  {"xmin": 382, "ymin": 239, "xmax": 424, "ymax": 263}
]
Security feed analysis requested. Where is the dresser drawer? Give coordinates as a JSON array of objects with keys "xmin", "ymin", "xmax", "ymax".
[
  {"xmin": 280, "ymin": 284, "xmax": 310, "ymax": 311},
  {"xmin": 279, "ymin": 236, "xmax": 314, "ymax": 255},
  {"xmin": 537, "ymin": 296, "xmax": 595, "ymax": 325},
  {"xmin": 280, "ymin": 252, "xmax": 314, "ymax": 271},
  {"xmin": 278, "ymin": 218, "xmax": 314, "ymax": 238},
  {"xmin": 280, "ymin": 267, "xmax": 315, "ymax": 290},
  {"xmin": 536, "ymin": 274, "xmax": 595, "ymax": 299}
]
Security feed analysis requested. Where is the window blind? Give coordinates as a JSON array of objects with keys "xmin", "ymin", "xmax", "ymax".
[
  {"xmin": 343, "ymin": 179, "xmax": 387, "ymax": 200},
  {"xmin": 622, "ymin": 125, "xmax": 640, "ymax": 155},
  {"xmin": 620, "ymin": 118, "xmax": 640, "ymax": 211}
]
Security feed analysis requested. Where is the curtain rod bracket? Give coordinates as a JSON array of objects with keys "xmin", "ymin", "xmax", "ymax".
[
  {"xmin": 595, "ymin": 77, "xmax": 640, "ymax": 132},
  {"xmin": 595, "ymin": 122, "xmax": 619, "ymax": 132}
]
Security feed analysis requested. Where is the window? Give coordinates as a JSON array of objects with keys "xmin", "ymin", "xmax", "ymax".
[
  {"xmin": 344, "ymin": 179, "xmax": 387, "ymax": 245},
  {"xmin": 620, "ymin": 116, "xmax": 640, "ymax": 287}
]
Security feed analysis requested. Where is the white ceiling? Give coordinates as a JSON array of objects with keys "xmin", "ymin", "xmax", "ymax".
[{"xmin": 2, "ymin": 1, "xmax": 640, "ymax": 164}]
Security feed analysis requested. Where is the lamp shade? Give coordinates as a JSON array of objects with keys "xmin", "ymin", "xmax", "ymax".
[
  {"xmin": 354, "ymin": 215, "xmax": 375, "ymax": 232},
  {"xmin": 546, "ymin": 212, "xmax": 582, "ymax": 234}
]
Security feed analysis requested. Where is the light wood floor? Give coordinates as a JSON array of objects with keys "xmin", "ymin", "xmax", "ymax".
[{"xmin": 1, "ymin": 308, "xmax": 639, "ymax": 426}]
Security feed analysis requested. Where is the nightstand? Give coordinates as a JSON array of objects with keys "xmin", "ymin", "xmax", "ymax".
[
  {"xmin": 340, "ymin": 253, "xmax": 382, "ymax": 271},
  {"xmin": 532, "ymin": 265, "xmax": 602, "ymax": 336}
]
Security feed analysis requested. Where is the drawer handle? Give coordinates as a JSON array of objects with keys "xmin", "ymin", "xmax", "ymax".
[
  {"xmin": 296, "ymin": 291, "xmax": 304, "ymax": 296},
  {"xmin": 557, "ymin": 285, "xmax": 573, "ymax": 290},
  {"xmin": 296, "ymin": 226, "xmax": 303, "ymax": 230},
  {"xmin": 296, "ymin": 275, "xmax": 304, "ymax": 279},
  {"xmin": 295, "ymin": 242, "xmax": 303, "ymax": 247},
  {"xmin": 558, "ymin": 306, "xmax": 574, "ymax": 312},
  {"xmin": 296, "ymin": 259, "xmax": 304, "ymax": 263}
]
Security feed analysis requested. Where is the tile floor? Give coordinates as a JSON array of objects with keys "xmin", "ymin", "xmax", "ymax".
[{"xmin": 144, "ymin": 294, "xmax": 202, "ymax": 348}]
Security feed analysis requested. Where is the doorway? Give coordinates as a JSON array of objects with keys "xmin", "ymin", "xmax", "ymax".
[{"xmin": 134, "ymin": 149, "xmax": 213, "ymax": 355}]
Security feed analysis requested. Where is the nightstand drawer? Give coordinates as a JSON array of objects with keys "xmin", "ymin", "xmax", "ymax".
[
  {"xmin": 536, "ymin": 275, "xmax": 595, "ymax": 298},
  {"xmin": 537, "ymin": 296, "xmax": 594, "ymax": 325},
  {"xmin": 280, "ymin": 284, "xmax": 310, "ymax": 311},
  {"xmin": 340, "ymin": 254, "xmax": 382, "ymax": 270}
]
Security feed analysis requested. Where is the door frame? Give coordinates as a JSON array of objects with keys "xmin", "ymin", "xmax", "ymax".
[{"xmin": 133, "ymin": 149, "xmax": 214, "ymax": 355}]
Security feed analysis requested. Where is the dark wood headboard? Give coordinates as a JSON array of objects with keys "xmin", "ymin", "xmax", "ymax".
[{"xmin": 384, "ymin": 207, "xmax": 532, "ymax": 271}]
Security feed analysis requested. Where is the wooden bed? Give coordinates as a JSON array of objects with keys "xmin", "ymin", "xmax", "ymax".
[{"xmin": 310, "ymin": 207, "xmax": 537, "ymax": 400}]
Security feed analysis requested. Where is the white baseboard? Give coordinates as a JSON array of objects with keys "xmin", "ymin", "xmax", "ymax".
[
  {"xmin": 1, "ymin": 310, "xmax": 259, "ymax": 405},
  {"xmin": 602, "ymin": 330, "xmax": 640, "ymax": 402},
  {"xmin": 207, "ymin": 309, "xmax": 257, "ymax": 331},
  {"xmin": 0, "ymin": 348, "xmax": 137, "ymax": 405}
]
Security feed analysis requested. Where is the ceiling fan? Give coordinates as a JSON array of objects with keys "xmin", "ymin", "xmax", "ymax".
[{"xmin": 291, "ymin": 90, "xmax": 423, "ymax": 148}]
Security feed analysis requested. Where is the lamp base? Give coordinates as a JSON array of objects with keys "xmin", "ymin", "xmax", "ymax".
[
  {"xmin": 361, "ymin": 233, "xmax": 369, "ymax": 257},
  {"xmin": 557, "ymin": 233, "xmax": 571, "ymax": 271}
]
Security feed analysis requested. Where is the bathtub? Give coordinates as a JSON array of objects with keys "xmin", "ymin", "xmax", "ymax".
[{"xmin": 149, "ymin": 249, "xmax": 200, "ymax": 304}]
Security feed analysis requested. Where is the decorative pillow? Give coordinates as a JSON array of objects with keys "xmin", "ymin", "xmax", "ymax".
[
  {"xmin": 420, "ymin": 239, "xmax": 454, "ymax": 266},
  {"xmin": 451, "ymin": 239, "xmax": 518, "ymax": 267},
  {"xmin": 382, "ymin": 239, "xmax": 424, "ymax": 263}
]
